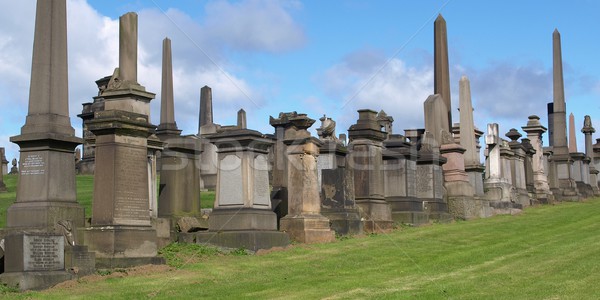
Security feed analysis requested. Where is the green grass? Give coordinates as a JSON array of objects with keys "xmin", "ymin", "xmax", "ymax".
[
  {"xmin": 0, "ymin": 197, "xmax": 596, "ymax": 299},
  {"xmin": 0, "ymin": 175, "xmax": 215, "ymax": 227}
]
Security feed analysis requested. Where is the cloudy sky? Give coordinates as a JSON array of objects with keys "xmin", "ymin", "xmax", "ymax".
[{"xmin": 1, "ymin": 0, "xmax": 599, "ymax": 161}]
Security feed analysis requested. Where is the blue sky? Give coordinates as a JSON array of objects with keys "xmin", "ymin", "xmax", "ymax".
[{"xmin": 1, "ymin": 0, "xmax": 599, "ymax": 162}]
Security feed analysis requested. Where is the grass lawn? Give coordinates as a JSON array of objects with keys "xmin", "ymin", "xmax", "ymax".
[
  {"xmin": 2, "ymin": 196, "xmax": 598, "ymax": 299},
  {"xmin": 0, "ymin": 175, "xmax": 215, "ymax": 227}
]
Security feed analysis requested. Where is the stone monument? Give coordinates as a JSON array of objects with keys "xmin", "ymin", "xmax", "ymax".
[
  {"xmin": 193, "ymin": 128, "xmax": 290, "ymax": 250},
  {"xmin": 348, "ymin": 109, "xmax": 394, "ymax": 232},
  {"xmin": 156, "ymin": 37, "xmax": 202, "ymax": 228},
  {"xmin": 424, "ymin": 94, "xmax": 449, "ymax": 146},
  {"xmin": 1, "ymin": 147, "xmax": 8, "ymax": 175},
  {"xmin": 198, "ymin": 86, "xmax": 219, "ymax": 190},
  {"xmin": 1, "ymin": 0, "xmax": 93, "ymax": 290},
  {"xmin": 484, "ymin": 124, "xmax": 517, "ymax": 212},
  {"xmin": 434, "ymin": 14, "xmax": 452, "ymax": 130},
  {"xmin": 581, "ymin": 116, "xmax": 600, "ymax": 195},
  {"xmin": 316, "ymin": 115, "xmax": 362, "ymax": 235},
  {"xmin": 278, "ymin": 112, "xmax": 335, "ymax": 243},
  {"xmin": 550, "ymin": 29, "xmax": 579, "ymax": 200},
  {"xmin": 83, "ymin": 12, "xmax": 163, "ymax": 268},
  {"xmin": 505, "ymin": 129, "xmax": 530, "ymax": 207},
  {"xmin": 9, "ymin": 158, "xmax": 18, "ymax": 174},
  {"xmin": 458, "ymin": 76, "xmax": 485, "ymax": 196},
  {"xmin": 522, "ymin": 115, "xmax": 554, "ymax": 203},
  {"xmin": 568, "ymin": 113, "xmax": 593, "ymax": 197}
]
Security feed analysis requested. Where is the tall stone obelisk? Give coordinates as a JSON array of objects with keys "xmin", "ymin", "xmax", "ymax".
[
  {"xmin": 434, "ymin": 14, "xmax": 452, "ymax": 131},
  {"xmin": 459, "ymin": 76, "xmax": 485, "ymax": 196},
  {"xmin": 551, "ymin": 29, "xmax": 579, "ymax": 200},
  {"xmin": 568, "ymin": 113, "xmax": 577, "ymax": 153},
  {"xmin": 8, "ymin": 0, "xmax": 84, "ymax": 229},
  {"xmin": 85, "ymin": 12, "xmax": 163, "ymax": 267},
  {"xmin": 157, "ymin": 37, "xmax": 201, "ymax": 224}
]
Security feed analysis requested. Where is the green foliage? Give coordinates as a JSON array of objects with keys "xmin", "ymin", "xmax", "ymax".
[
  {"xmin": 0, "ymin": 174, "xmax": 17, "ymax": 228},
  {"xmin": 158, "ymin": 242, "xmax": 221, "ymax": 268},
  {"xmin": 200, "ymin": 191, "xmax": 215, "ymax": 209},
  {"xmin": 0, "ymin": 282, "xmax": 19, "ymax": 295}
]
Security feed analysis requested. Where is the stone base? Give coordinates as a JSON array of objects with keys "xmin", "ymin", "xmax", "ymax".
[
  {"xmin": 82, "ymin": 226, "xmax": 161, "ymax": 268},
  {"xmin": 386, "ymin": 196, "xmax": 428, "ymax": 226},
  {"xmin": 391, "ymin": 211, "xmax": 429, "ymax": 226},
  {"xmin": 0, "ymin": 271, "xmax": 74, "ymax": 291},
  {"xmin": 321, "ymin": 208, "xmax": 363, "ymax": 236},
  {"xmin": 64, "ymin": 245, "xmax": 96, "ymax": 276},
  {"xmin": 76, "ymin": 159, "xmax": 95, "ymax": 175},
  {"xmin": 7, "ymin": 201, "xmax": 85, "ymax": 229},
  {"xmin": 209, "ymin": 208, "xmax": 277, "ymax": 231},
  {"xmin": 484, "ymin": 180, "xmax": 514, "ymax": 202},
  {"xmin": 515, "ymin": 188, "xmax": 531, "ymax": 207},
  {"xmin": 355, "ymin": 198, "xmax": 393, "ymax": 231},
  {"xmin": 557, "ymin": 178, "xmax": 580, "ymax": 201},
  {"xmin": 448, "ymin": 196, "xmax": 493, "ymax": 220},
  {"xmin": 489, "ymin": 201, "xmax": 523, "ymax": 215},
  {"xmin": 192, "ymin": 231, "xmax": 290, "ymax": 252},
  {"xmin": 576, "ymin": 182, "xmax": 594, "ymax": 198},
  {"xmin": 280, "ymin": 214, "xmax": 335, "ymax": 243}
]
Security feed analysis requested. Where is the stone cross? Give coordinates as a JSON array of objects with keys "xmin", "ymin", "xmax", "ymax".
[{"xmin": 434, "ymin": 14, "xmax": 452, "ymax": 130}]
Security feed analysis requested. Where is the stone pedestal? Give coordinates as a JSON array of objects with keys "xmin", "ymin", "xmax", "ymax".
[
  {"xmin": 383, "ymin": 135, "xmax": 426, "ymax": 225},
  {"xmin": 505, "ymin": 129, "xmax": 531, "ymax": 207},
  {"xmin": 484, "ymin": 124, "xmax": 520, "ymax": 212},
  {"xmin": 348, "ymin": 110, "xmax": 393, "ymax": 232},
  {"xmin": 416, "ymin": 133, "xmax": 451, "ymax": 222},
  {"xmin": 278, "ymin": 114, "xmax": 335, "ymax": 243},
  {"xmin": 193, "ymin": 129, "xmax": 290, "ymax": 250},
  {"xmin": 440, "ymin": 140, "xmax": 491, "ymax": 220},
  {"xmin": 318, "ymin": 137, "xmax": 362, "ymax": 236},
  {"xmin": 571, "ymin": 152, "xmax": 593, "ymax": 197},
  {"xmin": 522, "ymin": 115, "xmax": 554, "ymax": 203}
]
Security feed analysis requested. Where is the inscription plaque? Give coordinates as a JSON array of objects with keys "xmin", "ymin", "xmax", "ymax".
[
  {"xmin": 23, "ymin": 234, "xmax": 64, "ymax": 271},
  {"xmin": 114, "ymin": 146, "xmax": 149, "ymax": 225},
  {"xmin": 218, "ymin": 155, "xmax": 243, "ymax": 206},
  {"xmin": 253, "ymin": 155, "xmax": 270, "ymax": 207},
  {"xmin": 416, "ymin": 165, "xmax": 433, "ymax": 198},
  {"xmin": 20, "ymin": 153, "xmax": 46, "ymax": 176}
]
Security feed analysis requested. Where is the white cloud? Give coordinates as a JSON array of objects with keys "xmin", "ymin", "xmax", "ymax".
[
  {"xmin": 317, "ymin": 49, "xmax": 433, "ymax": 134},
  {"xmin": 204, "ymin": 0, "xmax": 305, "ymax": 53}
]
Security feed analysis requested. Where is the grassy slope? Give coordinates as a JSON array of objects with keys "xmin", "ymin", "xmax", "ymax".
[
  {"xmin": 0, "ymin": 175, "xmax": 214, "ymax": 227},
  {"xmin": 5, "ymin": 197, "xmax": 598, "ymax": 299}
]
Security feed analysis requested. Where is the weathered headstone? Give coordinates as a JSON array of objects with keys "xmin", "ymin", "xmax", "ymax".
[
  {"xmin": 522, "ymin": 115, "xmax": 554, "ymax": 203},
  {"xmin": 317, "ymin": 116, "xmax": 362, "ymax": 235},
  {"xmin": 194, "ymin": 128, "xmax": 290, "ymax": 250},
  {"xmin": 581, "ymin": 116, "xmax": 600, "ymax": 195},
  {"xmin": 156, "ymin": 37, "xmax": 202, "ymax": 229},
  {"xmin": 458, "ymin": 76, "xmax": 485, "ymax": 196},
  {"xmin": 83, "ymin": 12, "xmax": 163, "ymax": 268},
  {"xmin": 348, "ymin": 109, "xmax": 393, "ymax": 232},
  {"xmin": 1, "ymin": 147, "xmax": 8, "ymax": 175},
  {"xmin": 550, "ymin": 29, "xmax": 579, "ymax": 200},
  {"xmin": 484, "ymin": 124, "xmax": 518, "ymax": 213},
  {"xmin": 434, "ymin": 14, "xmax": 452, "ymax": 130},
  {"xmin": 279, "ymin": 113, "xmax": 335, "ymax": 243}
]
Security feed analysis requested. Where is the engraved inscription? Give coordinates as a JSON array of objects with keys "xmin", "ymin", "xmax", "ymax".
[
  {"xmin": 114, "ymin": 147, "xmax": 149, "ymax": 224},
  {"xmin": 23, "ymin": 235, "xmax": 64, "ymax": 271},
  {"xmin": 218, "ymin": 155, "xmax": 243, "ymax": 206},
  {"xmin": 406, "ymin": 160, "xmax": 417, "ymax": 197},
  {"xmin": 21, "ymin": 153, "xmax": 46, "ymax": 175},
  {"xmin": 253, "ymin": 155, "xmax": 270, "ymax": 207},
  {"xmin": 416, "ymin": 165, "xmax": 433, "ymax": 198}
]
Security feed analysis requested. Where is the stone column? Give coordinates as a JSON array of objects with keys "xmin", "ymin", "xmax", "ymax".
[
  {"xmin": 197, "ymin": 86, "xmax": 218, "ymax": 190},
  {"xmin": 568, "ymin": 113, "xmax": 593, "ymax": 197},
  {"xmin": 522, "ymin": 115, "xmax": 554, "ymax": 203},
  {"xmin": 505, "ymin": 129, "xmax": 530, "ymax": 207},
  {"xmin": 434, "ymin": 14, "xmax": 452, "ymax": 130},
  {"xmin": 459, "ymin": 76, "xmax": 485, "ymax": 196},
  {"xmin": 581, "ymin": 116, "xmax": 600, "ymax": 195},
  {"xmin": 84, "ymin": 12, "xmax": 162, "ymax": 268},
  {"xmin": 348, "ymin": 109, "xmax": 394, "ymax": 232},
  {"xmin": 383, "ymin": 135, "xmax": 422, "ymax": 224},
  {"xmin": 1, "ymin": 147, "xmax": 8, "ymax": 175},
  {"xmin": 568, "ymin": 113, "xmax": 577, "ymax": 153},
  {"xmin": 550, "ymin": 29, "xmax": 579, "ymax": 200},
  {"xmin": 237, "ymin": 109, "xmax": 247, "ymax": 129},
  {"xmin": 157, "ymin": 38, "xmax": 179, "ymax": 134},
  {"xmin": 317, "ymin": 116, "xmax": 362, "ymax": 235},
  {"xmin": 279, "ymin": 113, "xmax": 335, "ymax": 243},
  {"xmin": 193, "ymin": 129, "xmax": 290, "ymax": 251}
]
